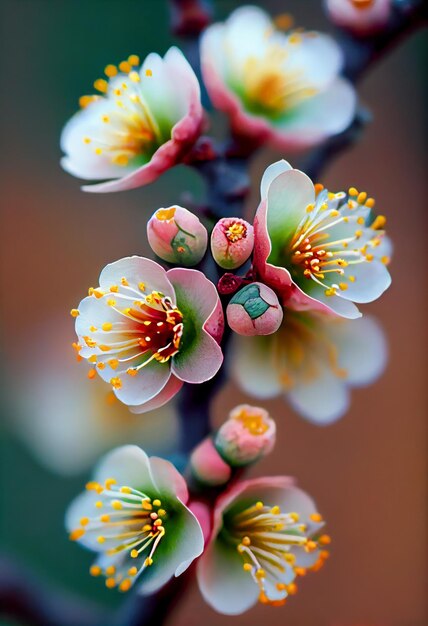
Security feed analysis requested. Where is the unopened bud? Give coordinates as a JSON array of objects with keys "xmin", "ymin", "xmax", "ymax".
[
  {"xmin": 147, "ymin": 205, "xmax": 208, "ymax": 266},
  {"xmin": 227, "ymin": 282, "xmax": 283, "ymax": 336},
  {"xmin": 215, "ymin": 405, "xmax": 276, "ymax": 466},
  {"xmin": 324, "ymin": 0, "xmax": 391, "ymax": 35},
  {"xmin": 190, "ymin": 437, "xmax": 232, "ymax": 486},
  {"xmin": 211, "ymin": 218, "xmax": 254, "ymax": 269}
]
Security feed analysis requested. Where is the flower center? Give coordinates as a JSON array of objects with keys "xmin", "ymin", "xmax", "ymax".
[
  {"xmin": 225, "ymin": 221, "xmax": 247, "ymax": 243},
  {"xmin": 351, "ymin": 0, "xmax": 374, "ymax": 9},
  {"xmin": 289, "ymin": 187, "xmax": 388, "ymax": 297},
  {"xmin": 234, "ymin": 407, "xmax": 270, "ymax": 435},
  {"xmin": 80, "ymin": 55, "xmax": 162, "ymax": 167},
  {"xmin": 70, "ymin": 477, "xmax": 167, "ymax": 592},
  {"xmin": 228, "ymin": 501, "xmax": 326, "ymax": 605},
  {"xmin": 241, "ymin": 38, "xmax": 317, "ymax": 116},
  {"xmin": 76, "ymin": 283, "xmax": 184, "ymax": 390}
]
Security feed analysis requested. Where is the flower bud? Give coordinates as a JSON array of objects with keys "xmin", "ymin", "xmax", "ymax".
[
  {"xmin": 226, "ymin": 282, "xmax": 283, "ymax": 336},
  {"xmin": 324, "ymin": 0, "xmax": 391, "ymax": 35},
  {"xmin": 215, "ymin": 404, "xmax": 276, "ymax": 467},
  {"xmin": 211, "ymin": 218, "xmax": 254, "ymax": 269},
  {"xmin": 190, "ymin": 437, "xmax": 232, "ymax": 486},
  {"xmin": 147, "ymin": 205, "xmax": 208, "ymax": 266}
]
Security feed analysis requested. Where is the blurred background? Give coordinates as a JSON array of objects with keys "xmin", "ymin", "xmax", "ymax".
[{"xmin": 0, "ymin": 1, "xmax": 426, "ymax": 625}]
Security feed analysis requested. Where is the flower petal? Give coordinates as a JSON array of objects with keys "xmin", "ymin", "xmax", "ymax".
[
  {"xmin": 288, "ymin": 368, "xmax": 350, "ymax": 424},
  {"xmin": 231, "ymin": 334, "xmax": 282, "ymax": 399},
  {"xmin": 260, "ymin": 159, "xmax": 293, "ymax": 200},
  {"xmin": 129, "ymin": 374, "xmax": 183, "ymax": 414},
  {"xmin": 94, "ymin": 444, "xmax": 155, "ymax": 489},
  {"xmin": 149, "ymin": 456, "xmax": 189, "ymax": 504},
  {"xmin": 338, "ymin": 260, "xmax": 391, "ymax": 303},
  {"xmin": 99, "ymin": 256, "xmax": 175, "ymax": 301},
  {"xmin": 167, "ymin": 268, "xmax": 224, "ymax": 383}
]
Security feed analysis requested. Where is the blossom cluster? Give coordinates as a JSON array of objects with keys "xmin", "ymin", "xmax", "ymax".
[{"xmin": 61, "ymin": 2, "xmax": 394, "ymax": 618}]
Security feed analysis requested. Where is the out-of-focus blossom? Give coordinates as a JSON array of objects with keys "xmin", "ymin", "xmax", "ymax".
[
  {"xmin": 201, "ymin": 6, "xmax": 356, "ymax": 150},
  {"xmin": 66, "ymin": 445, "xmax": 204, "ymax": 593},
  {"xmin": 215, "ymin": 404, "xmax": 276, "ymax": 466},
  {"xmin": 211, "ymin": 218, "xmax": 254, "ymax": 269},
  {"xmin": 190, "ymin": 437, "xmax": 232, "ymax": 486},
  {"xmin": 147, "ymin": 205, "xmax": 208, "ymax": 266},
  {"xmin": 61, "ymin": 48, "xmax": 202, "ymax": 193},
  {"xmin": 325, "ymin": 0, "xmax": 391, "ymax": 35},
  {"xmin": 197, "ymin": 477, "xmax": 329, "ymax": 614},
  {"xmin": 232, "ymin": 312, "xmax": 387, "ymax": 424},
  {"xmin": 226, "ymin": 282, "xmax": 283, "ymax": 336},
  {"xmin": 73, "ymin": 256, "xmax": 224, "ymax": 413},
  {"xmin": 254, "ymin": 160, "xmax": 392, "ymax": 319}
]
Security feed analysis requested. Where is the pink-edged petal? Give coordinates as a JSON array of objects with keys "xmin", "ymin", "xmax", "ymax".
[
  {"xmin": 149, "ymin": 456, "xmax": 189, "ymax": 504},
  {"xmin": 167, "ymin": 268, "xmax": 224, "ymax": 383},
  {"xmin": 129, "ymin": 374, "xmax": 183, "ymax": 414},
  {"xmin": 298, "ymin": 285, "xmax": 362, "ymax": 319},
  {"xmin": 112, "ymin": 359, "xmax": 171, "ymax": 407},
  {"xmin": 197, "ymin": 538, "xmax": 259, "ymax": 615},
  {"xmin": 260, "ymin": 159, "xmax": 293, "ymax": 199},
  {"xmin": 99, "ymin": 256, "xmax": 175, "ymax": 301},
  {"xmin": 332, "ymin": 316, "xmax": 387, "ymax": 387},
  {"xmin": 288, "ymin": 369, "xmax": 350, "ymax": 424}
]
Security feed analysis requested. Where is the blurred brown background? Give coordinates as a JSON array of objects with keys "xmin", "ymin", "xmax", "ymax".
[{"xmin": 0, "ymin": 1, "xmax": 426, "ymax": 625}]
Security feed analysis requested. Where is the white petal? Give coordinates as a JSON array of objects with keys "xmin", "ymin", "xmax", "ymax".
[
  {"xmin": 260, "ymin": 159, "xmax": 293, "ymax": 200},
  {"xmin": 340, "ymin": 260, "xmax": 391, "ymax": 303},
  {"xmin": 231, "ymin": 334, "xmax": 282, "ymax": 399},
  {"xmin": 288, "ymin": 369, "xmax": 350, "ymax": 424},
  {"xmin": 99, "ymin": 256, "xmax": 175, "ymax": 301},
  {"xmin": 284, "ymin": 32, "xmax": 344, "ymax": 90},
  {"xmin": 94, "ymin": 445, "xmax": 155, "ymax": 490}
]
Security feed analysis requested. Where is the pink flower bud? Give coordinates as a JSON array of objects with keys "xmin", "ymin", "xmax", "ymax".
[
  {"xmin": 147, "ymin": 205, "xmax": 208, "ymax": 266},
  {"xmin": 190, "ymin": 437, "xmax": 232, "ymax": 486},
  {"xmin": 215, "ymin": 404, "xmax": 276, "ymax": 467},
  {"xmin": 226, "ymin": 282, "xmax": 283, "ymax": 336},
  {"xmin": 211, "ymin": 218, "xmax": 254, "ymax": 269},
  {"xmin": 325, "ymin": 0, "xmax": 391, "ymax": 35}
]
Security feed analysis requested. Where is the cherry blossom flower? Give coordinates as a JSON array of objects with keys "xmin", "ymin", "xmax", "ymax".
[
  {"xmin": 232, "ymin": 312, "xmax": 387, "ymax": 424},
  {"xmin": 72, "ymin": 256, "xmax": 223, "ymax": 413},
  {"xmin": 61, "ymin": 48, "xmax": 202, "ymax": 192},
  {"xmin": 197, "ymin": 477, "xmax": 329, "ymax": 614},
  {"xmin": 66, "ymin": 445, "xmax": 204, "ymax": 593},
  {"xmin": 201, "ymin": 6, "xmax": 356, "ymax": 150},
  {"xmin": 253, "ymin": 160, "xmax": 392, "ymax": 319}
]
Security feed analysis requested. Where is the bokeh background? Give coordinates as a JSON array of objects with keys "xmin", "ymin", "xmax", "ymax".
[{"xmin": 0, "ymin": 1, "xmax": 426, "ymax": 625}]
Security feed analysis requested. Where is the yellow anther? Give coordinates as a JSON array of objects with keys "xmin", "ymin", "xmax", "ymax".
[
  {"xmin": 93, "ymin": 289, "xmax": 104, "ymax": 299},
  {"xmin": 290, "ymin": 512, "xmax": 300, "ymax": 522},
  {"xmin": 97, "ymin": 362, "xmax": 105, "ymax": 370},
  {"xmin": 355, "ymin": 229, "xmax": 363, "ymax": 238},
  {"xmin": 90, "ymin": 565, "xmax": 102, "ymax": 577},
  {"xmin": 127, "ymin": 368, "xmax": 138, "ymax": 376},
  {"xmin": 108, "ymin": 359, "xmax": 119, "ymax": 369},
  {"xmin": 256, "ymin": 501, "xmax": 264, "ymax": 510},
  {"xmin": 97, "ymin": 536, "xmax": 105, "ymax": 544},
  {"xmin": 287, "ymin": 583, "xmax": 298, "ymax": 595},
  {"xmin": 357, "ymin": 191, "xmax": 367, "ymax": 204},
  {"xmin": 330, "ymin": 210, "xmax": 339, "ymax": 217},
  {"xmin": 128, "ymin": 566, "xmax": 138, "ymax": 576},
  {"xmin": 105, "ymin": 478, "xmax": 117, "ymax": 489},
  {"xmin": 255, "ymin": 569, "xmax": 265, "ymax": 579},
  {"xmin": 310, "ymin": 513, "xmax": 323, "ymax": 523},
  {"xmin": 242, "ymin": 536, "xmax": 251, "ymax": 546},
  {"xmin": 274, "ymin": 13, "xmax": 293, "ymax": 30},
  {"xmin": 284, "ymin": 553, "xmax": 296, "ymax": 564},
  {"xmin": 94, "ymin": 78, "xmax": 108, "ymax": 93},
  {"xmin": 121, "ymin": 277, "xmax": 129, "ymax": 286},
  {"xmin": 325, "ymin": 288, "xmax": 336, "ymax": 296},
  {"xmin": 95, "ymin": 501, "xmax": 103, "ymax": 508},
  {"xmin": 381, "ymin": 256, "xmax": 390, "ymax": 265},
  {"xmin": 69, "ymin": 528, "xmax": 85, "ymax": 541},
  {"xmin": 319, "ymin": 534, "xmax": 331, "ymax": 545},
  {"xmin": 144, "ymin": 557, "xmax": 153, "ymax": 566},
  {"xmin": 142, "ymin": 524, "xmax": 152, "ymax": 532},
  {"xmin": 365, "ymin": 197, "xmax": 376, "ymax": 208},
  {"xmin": 142, "ymin": 501, "xmax": 153, "ymax": 511},
  {"xmin": 89, "ymin": 355, "xmax": 98, "ymax": 364},
  {"xmin": 100, "ymin": 514, "xmax": 110, "ymax": 523},
  {"xmin": 120, "ymin": 486, "xmax": 132, "ymax": 494},
  {"xmin": 371, "ymin": 215, "xmax": 386, "ymax": 230},
  {"xmin": 87, "ymin": 369, "xmax": 96, "ymax": 380},
  {"xmin": 157, "ymin": 509, "xmax": 166, "ymax": 517},
  {"xmin": 294, "ymin": 566, "xmax": 307, "ymax": 576},
  {"xmin": 145, "ymin": 68, "xmax": 152, "ymax": 77},
  {"xmin": 349, "ymin": 275, "xmax": 356, "ymax": 282},
  {"xmin": 119, "ymin": 579, "xmax": 132, "ymax": 592},
  {"xmin": 131, "ymin": 549, "xmax": 139, "ymax": 559},
  {"xmin": 102, "ymin": 322, "xmax": 113, "ymax": 331},
  {"xmin": 243, "ymin": 563, "xmax": 252, "ymax": 572},
  {"xmin": 138, "ymin": 282, "xmax": 146, "ymax": 291},
  {"xmin": 83, "ymin": 137, "xmax": 91, "ymax": 144},
  {"xmin": 153, "ymin": 499, "xmax": 161, "ymax": 507},
  {"xmin": 79, "ymin": 95, "xmax": 98, "ymax": 108},
  {"xmin": 305, "ymin": 204, "xmax": 314, "ymax": 213},
  {"xmin": 271, "ymin": 506, "xmax": 281, "ymax": 515},
  {"xmin": 306, "ymin": 540, "xmax": 318, "ymax": 551},
  {"xmin": 80, "ymin": 517, "xmax": 89, "ymax": 527},
  {"xmin": 101, "ymin": 115, "xmax": 110, "ymax": 123},
  {"xmin": 276, "ymin": 582, "xmax": 287, "ymax": 591},
  {"xmin": 105, "ymin": 565, "xmax": 116, "ymax": 576},
  {"xmin": 366, "ymin": 253, "xmax": 374, "ymax": 262},
  {"xmin": 339, "ymin": 283, "xmax": 348, "ymax": 291},
  {"xmin": 111, "ymin": 500, "xmax": 123, "ymax": 510},
  {"xmin": 70, "ymin": 308, "xmax": 79, "ymax": 317},
  {"xmin": 105, "ymin": 577, "xmax": 116, "ymax": 589},
  {"xmin": 86, "ymin": 481, "xmax": 100, "ymax": 491},
  {"xmin": 109, "ymin": 285, "xmax": 119, "ymax": 293},
  {"xmin": 107, "ymin": 298, "xmax": 116, "ymax": 306},
  {"xmin": 348, "ymin": 187, "xmax": 358, "ymax": 196},
  {"xmin": 357, "ymin": 216, "xmax": 365, "ymax": 225},
  {"xmin": 119, "ymin": 60, "xmax": 132, "ymax": 73},
  {"xmin": 104, "ymin": 64, "xmax": 118, "ymax": 77},
  {"xmin": 128, "ymin": 54, "xmax": 140, "ymax": 66}
]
